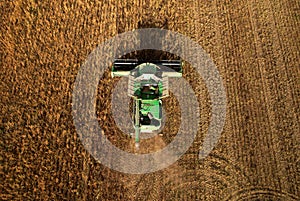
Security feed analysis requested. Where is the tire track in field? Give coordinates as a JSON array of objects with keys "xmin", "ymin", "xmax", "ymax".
[
  {"xmin": 247, "ymin": 0, "xmax": 299, "ymax": 195},
  {"xmin": 214, "ymin": 0, "xmax": 263, "ymax": 189},
  {"xmin": 226, "ymin": 187, "xmax": 299, "ymax": 201},
  {"xmin": 246, "ymin": 0, "xmax": 287, "ymax": 190},
  {"xmin": 266, "ymin": 3, "xmax": 300, "ymax": 193}
]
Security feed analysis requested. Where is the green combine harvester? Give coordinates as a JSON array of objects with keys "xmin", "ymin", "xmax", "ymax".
[{"xmin": 111, "ymin": 59, "xmax": 182, "ymax": 149}]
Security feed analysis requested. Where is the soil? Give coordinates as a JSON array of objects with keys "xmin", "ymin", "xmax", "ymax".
[{"xmin": 1, "ymin": 0, "xmax": 299, "ymax": 200}]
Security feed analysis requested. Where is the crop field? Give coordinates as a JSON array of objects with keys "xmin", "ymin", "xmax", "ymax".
[{"xmin": 1, "ymin": 0, "xmax": 299, "ymax": 200}]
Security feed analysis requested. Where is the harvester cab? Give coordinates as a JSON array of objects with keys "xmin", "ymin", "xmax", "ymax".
[{"xmin": 111, "ymin": 59, "xmax": 182, "ymax": 149}]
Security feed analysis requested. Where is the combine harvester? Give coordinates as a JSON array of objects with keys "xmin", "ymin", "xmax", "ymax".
[{"xmin": 111, "ymin": 59, "xmax": 182, "ymax": 149}]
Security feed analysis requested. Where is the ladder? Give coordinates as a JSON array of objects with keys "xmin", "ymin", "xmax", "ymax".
[
  {"xmin": 162, "ymin": 75, "xmax": 169, "ymax": 98},
  {"xmin": 128, "ymin": 74, "xmax": 135, "ymax": 97}
]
